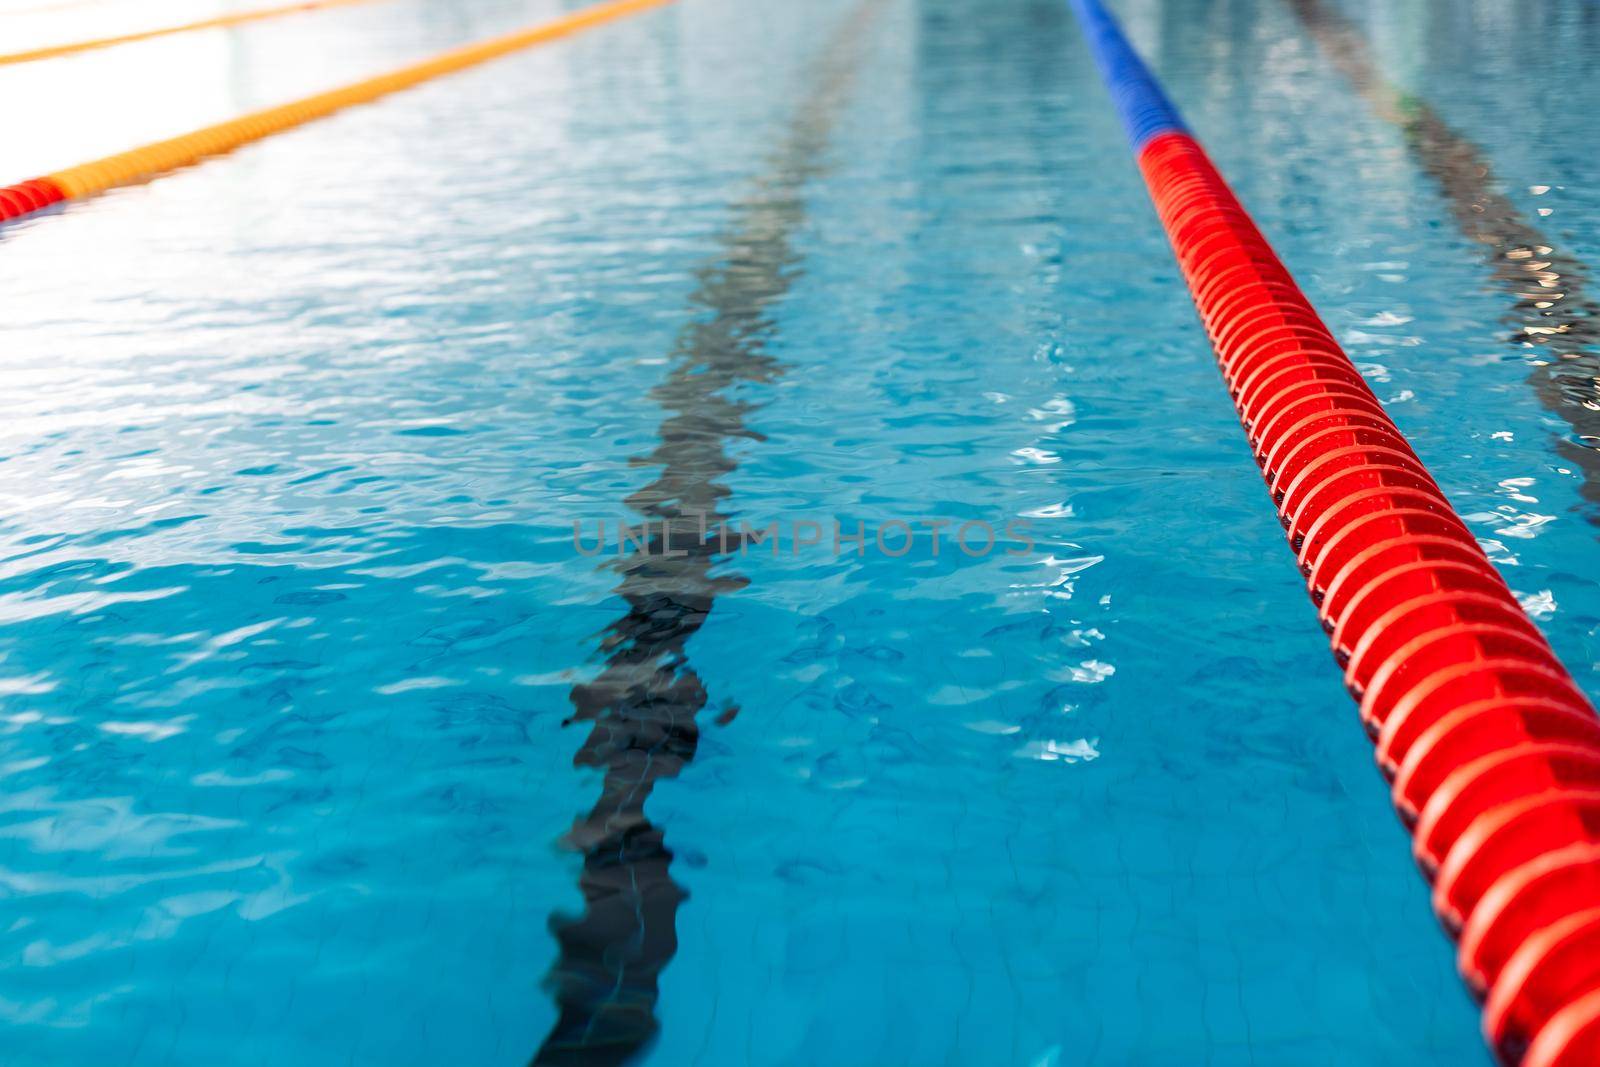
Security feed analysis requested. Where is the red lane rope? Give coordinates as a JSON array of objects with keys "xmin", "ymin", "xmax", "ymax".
[
  {"xmin": 1067, "ymin": 0, "xmax": 1600, "ymax": 1060},
  {"xmin": 1138, "ymin": 123, "xmax": 1600, "ymax": 1067},
  {"xmin": 0, "ymin": 178, "xmax": 65, "ymax": 222}
]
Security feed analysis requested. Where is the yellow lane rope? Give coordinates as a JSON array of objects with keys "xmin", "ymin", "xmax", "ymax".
[
  {"xmin": 0, "ymin": 0, "xmax": 672, "ymax": 216},
  {"xmin": 0, "ymin": 0, "xmax": 383, "ymax": 65}
]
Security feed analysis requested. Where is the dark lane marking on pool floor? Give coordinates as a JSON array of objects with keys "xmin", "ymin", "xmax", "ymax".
[
  {"xmin": 1286, "ymin": 0, "xmax": 1600, "ymax": 512},
  {"xmin": 531, "ymin": 3, "xmax": 882, "ymax": 1063}
]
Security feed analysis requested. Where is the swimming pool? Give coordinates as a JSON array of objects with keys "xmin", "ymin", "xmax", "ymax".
[{"xmin": 3, "ymin": 0, "xmax": 1599, "ymax": 1063}]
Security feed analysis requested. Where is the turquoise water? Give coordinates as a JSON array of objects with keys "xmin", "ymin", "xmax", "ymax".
[{"xmin": 2, "ymin": 0, "xmax": 1599, "ymax": 1063}]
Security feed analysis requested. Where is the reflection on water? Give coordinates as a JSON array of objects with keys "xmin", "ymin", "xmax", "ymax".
[{"xmin": 1287, "ymin": 0, "xmax": 1600, "ymax": 510}]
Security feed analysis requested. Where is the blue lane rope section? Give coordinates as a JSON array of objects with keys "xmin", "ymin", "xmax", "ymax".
[{"xmin": 1064, "ymin": 0, "xmax": 1186, "ymax": 148}]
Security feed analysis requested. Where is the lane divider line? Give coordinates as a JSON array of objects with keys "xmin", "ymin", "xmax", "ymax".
[
  {"xmin": 1066, "ymin": 2, "xmax": 1600, "ymax": 1064},
  {"xmin": 0, "ymin": 0, "xmax": 383, "ymax": 66},
  {"xmin": 0, "ymin": 0, "xmax": 672, "ymax": 225}
]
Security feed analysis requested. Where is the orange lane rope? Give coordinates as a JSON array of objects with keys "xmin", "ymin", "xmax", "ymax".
[
  {"xmin": 0, "ymin": 0, "xmax": 382, "ymax": 66},
  {"xmin": 0, "ymin": 0, "xmax": 673, "ymax": 224}
]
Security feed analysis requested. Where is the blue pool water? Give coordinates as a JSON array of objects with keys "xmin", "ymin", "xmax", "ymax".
[{"xmin": 3, "ymin": 0, "xmax": 1600, "ymax": 1063}]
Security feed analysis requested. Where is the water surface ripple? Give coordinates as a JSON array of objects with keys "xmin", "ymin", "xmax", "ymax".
[{"xmin": 0, "ymin": 0, "xmax": 1598, "ymax": 1064}]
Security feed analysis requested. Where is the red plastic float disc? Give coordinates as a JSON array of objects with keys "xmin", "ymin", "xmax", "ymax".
[
  {"xmin": 1270, "ymin": 428, "xmax": 1420, "ymax": 509},
  {"xmin": 1262, "ymin": 410, "xmax": 1405, "ymax": 483},
  {"xmin": 1378, "ymin": 660, "xmax": 1587, "ymax": 772},
  {"xmin": 1363, "ymin": 627, "xmax": 1552, "ymax": 754},
  {"xmin": 1395, "ymin": 700, "xmax": 1600, "ymax": 821},
  {"xmin": 1318, "ymin": 534, "xmax": 1494, "ymax": 625},
  {"xmin": 1295, "ymin": 486, "xmax": 1452, "ymax": 568},
  {"xmin": 1308, "ymin": 509, "xmax": 1476, "ymax": 595},
  {"xmin": 1414, "ymin": 744, "xmax": 1600, "ymax": 877},
  {"xmin": 1434, "ymin": 790, "xmax": 1600, "ymax": 932},
  {"xmin": 1248, "ymin": 382, "xmax": 1386, "ymax": 444},
  {"xmin": 1344, "ymin": 590, "xmax": 1532, "ymax": 702},
  {"xmin": 1522, "ymin": 985, "xmax": 1600, "ymax": 1067},
  {"xmin": 1330, "ymin": 559, "xmax": 1509, "ymax": 662},
  {"xmin": 1460, "ymin": 843, "xmax": 1600, "ymax": 997},
  {"xmin": 1484, "ymin": 907, "xmax": 1600, "ymax": 1065}
]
